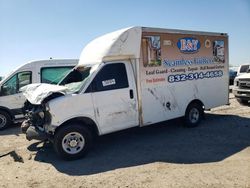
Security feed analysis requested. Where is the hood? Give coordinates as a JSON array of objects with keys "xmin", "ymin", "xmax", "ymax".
[
  {"xmin": 20, "ymin": 83, "xmax": 67, "ymax": 105},
  {"xmin": 236, "ymin": 73, "xmax": 250, "ymax": 79}
]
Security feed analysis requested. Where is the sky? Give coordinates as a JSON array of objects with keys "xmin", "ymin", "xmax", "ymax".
[{"xmin": 0, "ymin": 0, "xmax": 250, "ymax": 76}]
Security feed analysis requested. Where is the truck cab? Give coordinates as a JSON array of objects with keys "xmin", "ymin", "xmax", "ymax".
[{"xmin": 233, "ymin": 72, "xmax": 250, "ymax": 104}]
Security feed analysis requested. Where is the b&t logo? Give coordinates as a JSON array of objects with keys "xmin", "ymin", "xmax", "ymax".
[{"xmin": 177, "ymin": 37, "xmax": 200, "ymax": 53}]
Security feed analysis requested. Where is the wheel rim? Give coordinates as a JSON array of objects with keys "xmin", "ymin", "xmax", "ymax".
[
  {"xmin": 189, "ymin": 108, "xmax": 200, "ymax": 124},
  {"xmin": 62, "ymin": 132, "xmax": 85, "ymax": 155},
  {"xmin": 0, "ymin": 114, "xmax": 7, "ymax": 128}
]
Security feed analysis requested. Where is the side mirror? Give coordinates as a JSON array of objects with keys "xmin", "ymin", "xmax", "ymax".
[
  {"xmin": 0, "ymin": 85, "xmax": 13, "ymax": 96},
  {"xmin": 0, "ymin": 85, "xmax": 6, "ymax": 96}
]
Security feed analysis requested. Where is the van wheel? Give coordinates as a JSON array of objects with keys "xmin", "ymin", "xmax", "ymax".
[
  {"xmin": 53, "ymin": 124, "xmax": 92, "ymax": 160},
  {"xmin": 184, "ymin": 103, "xmax": 203, "ymax": 128},
  {"xmin": 0, "ymin": 110, "xmax": 11, "ymax": 130}
]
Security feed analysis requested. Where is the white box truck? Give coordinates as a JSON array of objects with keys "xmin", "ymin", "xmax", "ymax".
[
  {"xmin": 21, "ymin": 27, "xmax": 229, "ymax": 160},
  {"xmin": 0, "ymin": 59, "xmax": 78, "ymax": 130}
]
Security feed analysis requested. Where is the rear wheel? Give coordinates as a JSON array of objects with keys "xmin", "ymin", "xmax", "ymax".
[
  {"xmin": 53, "ymin": 124, "xmax": 93, "ymax": 160},
  {"xmin": 0, "ymin": 110, "xmax": 11, "ymax": 130},
  {"xmin": 184, "ymin": 103, "xmax": 203, "ymax": 128}
]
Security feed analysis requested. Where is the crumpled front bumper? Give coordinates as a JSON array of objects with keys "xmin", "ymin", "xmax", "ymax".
[
  {"xmin": 26, "ymin": 126, "xmax": 47, "ymax": 141},
  {"xmin": 21, "ymin": 120, "xmax": 30, "ymax": 133},
  {"xmin": 21, "ymin": 120, "xmax": 47, "ymax": 141},
  {"xmin": 233, "ymin": 87, "xmax": 250, "ymax": 100}
]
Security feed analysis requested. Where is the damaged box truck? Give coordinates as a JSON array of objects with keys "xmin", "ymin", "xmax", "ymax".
[{"xmin": 21, "ymin": 27, "xmax": 229, "ymax": 160}]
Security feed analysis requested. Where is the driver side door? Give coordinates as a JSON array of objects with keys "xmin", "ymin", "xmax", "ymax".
[{"xmin": 88, "ymin": 62, "xmax": 138, "ymax": 134}]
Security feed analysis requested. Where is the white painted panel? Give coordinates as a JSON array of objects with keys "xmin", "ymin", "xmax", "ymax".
[
  {"xmin": 92, "ymin": 88, "xmax": 138, "ymax": 134},
  {"xmin": 49, "ymin": 93, "xmax": 96, "ymax": 128},
  {"xmin": 91, "ymin": 61, "xmax": 139, "ymax": 134}
]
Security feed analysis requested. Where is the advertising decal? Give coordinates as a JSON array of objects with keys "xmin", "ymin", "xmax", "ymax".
[
  {"xmin": 213, "ymin": 40, "xmax": 225, "ymax": 63},
  {"xmin": 141, "ymin": 34, "xmax": 226, "ymax": 85},
  {"xmin": 177, "ymin": 37, "xmax": 200, "ymax": 53},
  {"xmin": 142, "ymin": 36, "xmax": 161, "ymax": 67}
]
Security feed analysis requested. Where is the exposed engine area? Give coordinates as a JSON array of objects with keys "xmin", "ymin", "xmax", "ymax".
[
  {"xmin": 21, "ymin": 92, "xmax": 64, "ymax": 138},
  {"xmin": 22, "ymin": 100, "xmax": 50, "ymax": 132}
]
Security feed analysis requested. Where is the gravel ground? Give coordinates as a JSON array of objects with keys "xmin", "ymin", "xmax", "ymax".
[{"xmin": 0, "ymin": 94, "xmax": 249, "ymax": 188}]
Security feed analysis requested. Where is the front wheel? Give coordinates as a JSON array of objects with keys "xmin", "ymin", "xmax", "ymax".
[
  {"xmin": 0, "ymin": 110, "xmax": 12, "ymax": 130},
  {"xmin": 184, "ymin": 103, "xmax": 203, "ymax": 128},
  {"xmin": 237, "ymin": 98, "xmax": 249, "ymax": 105},
  {"xmin": 53, "ymin": 124, "xmax": 93, "ymax": 160}
]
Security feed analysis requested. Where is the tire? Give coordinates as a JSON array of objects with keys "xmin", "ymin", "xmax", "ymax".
[
  {"xmin": 0, "ymin": 110, "xmax": 12, "ymax": 130},
  {"xmin": 237, "ymin": 99, "xmax": 249, "ymax": 105},
  {"xmin": 184, "ymin": 102, "xmax": 203, "ymax": 128},
  {"xmin": 53, "ymin": 124, "xmax": 93, "ymax": 160}
]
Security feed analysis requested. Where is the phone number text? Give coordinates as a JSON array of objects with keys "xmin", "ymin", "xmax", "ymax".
[{"xmin": 168, "ymin": 70, "xmax": 223, "ymax": 83}]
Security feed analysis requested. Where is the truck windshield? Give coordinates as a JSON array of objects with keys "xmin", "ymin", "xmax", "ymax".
[{"xmin": 59, "ymin": 64, "xmax": 98, "ymax": 93}]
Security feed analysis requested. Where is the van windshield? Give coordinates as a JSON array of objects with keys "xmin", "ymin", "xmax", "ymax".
[{"xmin": 59, "ymin": 64, "xmax": 98, "ymax": 93}]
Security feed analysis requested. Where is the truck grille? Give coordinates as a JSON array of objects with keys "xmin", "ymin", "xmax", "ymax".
[{"xmin": 239, "ymin": 79, "xmax": 250, "ymax": 89}]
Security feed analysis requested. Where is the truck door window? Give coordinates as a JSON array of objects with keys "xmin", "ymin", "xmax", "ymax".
[
  {"xmin": 41, "ymin": 67, "xmax": 74, "ymax": 84},
  {"xmin": 0, "ymin": 71, "xmax": 31, "ymax": 96},
  {"xmin": 91, "ymin": 63, "xmax": 129, "ymax": 92}
]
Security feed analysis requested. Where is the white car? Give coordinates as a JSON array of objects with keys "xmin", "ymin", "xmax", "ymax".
[{"xmin": 233, "ymin": 72, "xmax": 250, "ymax": 104}]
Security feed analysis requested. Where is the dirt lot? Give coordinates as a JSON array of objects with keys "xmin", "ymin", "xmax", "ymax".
[{"xmin": 0, "ymin": 94, "xmax": 249, "ymax": 188}]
